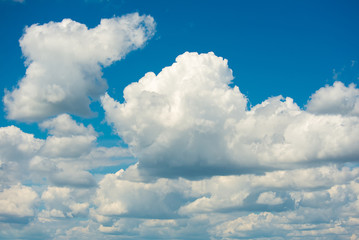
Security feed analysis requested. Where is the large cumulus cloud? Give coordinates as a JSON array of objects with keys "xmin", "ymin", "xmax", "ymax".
[
  {"xmin": 4, "ymin": 13, "xmax": 156, "ymax": 122},
  {"xmin": 101, "ymin": 52, "xmax": 359, "ymax": 178},
  {"xmin": 97, "ymin": 52, "xmax": 359, "ymax": 238}
]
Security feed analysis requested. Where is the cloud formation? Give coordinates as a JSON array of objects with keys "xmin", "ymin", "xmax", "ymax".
[
  {"xmin": 90, "ymin": 165, "xmax": 359, "ymax": 239},
  {"xmin": 4, "ymin": 13, "xmax": 155, "ymax": 122},
  {"xmin": 1, "ymin": 11, "xmax": 359, "ymax": 239},
  {"xmin": 0, "ymin": 126, "xmax": 43, "ymax": 186},
  {"xmin": 102, "ymin": 52, "xmax": 359, "ymax": 178},
  {"xmin": 0, "ymin": 114, "xmax": 131, "ymax": 190},
  {"xmin": 2, "ymin": 51, "xmax": 359, "ymax": 238},
  {"xmin": 0, "ymin": 184, "xmax": 38, "ymax": 222},
  {"xmin": 307, "ymin": 81, "xmax": 359, "ymax": 116}
]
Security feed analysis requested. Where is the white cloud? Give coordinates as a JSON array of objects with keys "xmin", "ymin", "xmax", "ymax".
[
  {"xmin": 251, "ymin": 165, "xmax": 359, "ymax": 190},
  {"xmin": 93, "ymin": 168, "xmax": 192, "ymax": 219},
  {"xmin": 0, "ymin": 126, "xmax": 43, "ymax": 162},
  {"xmin": 30, "ymin": 114, "xmax": 99, "ymax": 187},
  {"xmin": 49, "ymin": 169, "xmax": 97, "ymax": 188},
  {"xmin": 89, "ymin": 164, "xmax": 359, "ymax": 239},
  {"xmin": 1, "ymin": 157, "xmax": 358, "ymax": 239},
  {"xmin": 4, "ymin": 13, "xmax": 156, "ymax": 122},
  {"xmin": 39, "ymin": 114, "xmax": 97, "ymax": 159},
  {"xmin": 100, "ymin": 52, "xmax": 247, "ymax": 178},
  {"xmin": 1, "ymin": 14, "xmax": 359, "ymax": 238},
  {"xmin": 40, "ymin": 186, "xmax": 91, "ymax": 220},
  {"xmin": 39, "ymin": 114, "xmax": 96, "ymax": 137},
  {"xmin": 0, "ymin": 126, "xmax": 44, "ymax": 186},
  {"xmin": 41, "ymin": 186, "xmax": 71, "ymax": 202},
  {"xmin": 212, "ymin": 212, "xmax": 291, "ymax": 238},
  {"xmin": 41, "ymin": 135, "xmax": 96, "ymax": 158},
  {"xmin": 211, "ymin": 192, "xmax": 359, "ymax": 239},
  {"xmin": 179, "ymin": 165, "xmax": 359, "ymax": 215},
  {"xmin": 31, "ymin": 114, "xmax": 131, "ymax": 188},
  {"xmin": 0, "ymin": 114, "xmax": 131, "ymax": 191},
  {"xmin": 256, "ymin": 191, "xmax": 284, "ymax": 205},
  {"xmin": 102, "ymin": 52, "xmax": 359, "ymax": 178},
  {"xmin": 307, "ymin": 81, "xmax": 359, "ymax": 116},
  {"xmin": 0, "ymin": 184, "xmax": 38, "ymax": 221}
]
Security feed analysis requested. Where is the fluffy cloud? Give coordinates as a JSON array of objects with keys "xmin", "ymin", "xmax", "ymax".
[
  {"xmin": 0, "ymin": 114, "xmax": 131, "ymax": 190},
  {"xmin": 27, "ymin": 114, "xmax": 99, "ymax": 187},
  {"xmin": 102, "ymin": 52, "xmax": 359, "ymax": 178},
  {"xmin": 211, "ymin": 179, "xmax": 359, "ymax": 239},
  {"xmin": 39, "ymin": 114, "xmax": 97, "ymax": 137},
  {"xmin": 4, "ymin": 13, "xmax": 156, "ymax": 122},
  {"xmin": 93, "ymin": 168, "xmax": 192, "ymax": 219},
  {"xmin": 39, "ymin": 114, "xmax": 97, "ymax": 158},
  {"xmin": 90, "ymin": 165, "xmax": 359, "ymax": 239},
  {"xmin": 95, "ymin": 52, "xmax": 359, "ymax": 238},
  {"xmin": 179, "ymin": 165, "xmax": 359, "ymax": 215},
  {"xmin": 0, "ymin": 126, "xmax": 44, "ymax": 186},
  {"xmin": 38, "ymin": 186, "xmax": 91, "ymax": 222},
  {"xmin": 307, "ymin": 81, "xmax": 359, "ymax": 116},
  {"xmin": 212, "ymin": 212, "xmax": 292, "ymax": 239},
  {"xmin": 0, "ymin": 184, "xmax": 38, "ymax": 222},
  {"xmin": 2, "ymin": 12, "xmax": 359, "ymax": 238},
  {"xmin": 0, "ymin": 126, "xmax": 43, "ymax": 162},
  {"xmin": 101, "ymin": 52, "xmax": 247, "ymax": 178},
  {"xmin": 32, "ymin": 114, "xmax": 132, "ymax": 188},
  {"xmin": 256, "ymin": 191, "xmax": 284, "ymax": 205}
]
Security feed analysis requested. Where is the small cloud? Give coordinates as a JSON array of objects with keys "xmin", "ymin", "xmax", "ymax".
[
  {"xmin": 306, "ymin": 81, "xmax": 359, "ymax": 116},
  {"xmin": 256, "ymin": 191, "xmax": 284, "ymax": 205}
]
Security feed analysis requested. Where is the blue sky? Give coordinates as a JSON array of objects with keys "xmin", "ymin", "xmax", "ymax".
[{"xmin": 1, "ymin": 0, "xmax": 359, "ymax": 239}]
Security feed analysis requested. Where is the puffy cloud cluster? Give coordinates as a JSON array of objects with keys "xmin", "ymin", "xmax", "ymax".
[
  {"xmin": 2, "ymin": 12, "xmax": 359, "ymax": 239},
  {"xmin": 32, "ymin": 114, "xmax": 99, "ymax": 187},
  {"xmin": 93, "ymin": 168, "xmax": 191, "ymax": 219},
  {"xmin": 91, "ymin": 51, "xmax": 359, "ymax": 239},
  {"xmin": 0, "ymin": 114, "xmax": 130, "ymax": 229},
  {"xmin": 102, "ymin": 52, "xmax": 359, "ymax": 178},
  {"xmin": 211, "ymin": 176, "xmax": 359, "ymax": 239},
  {"xmin": 39, "ymin": 114, "xmax": 97, "ymax": 158},
  {"xmin": 89, "ymin": 164, "xmax": 359, "ymax": 239},
  {"xmin": 4, "ymin": 13, "xmax": 155, "ymax": 122},
  {"xmin": 3, "ymin": 115, "xmax": 134, "ymax": 193}
]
